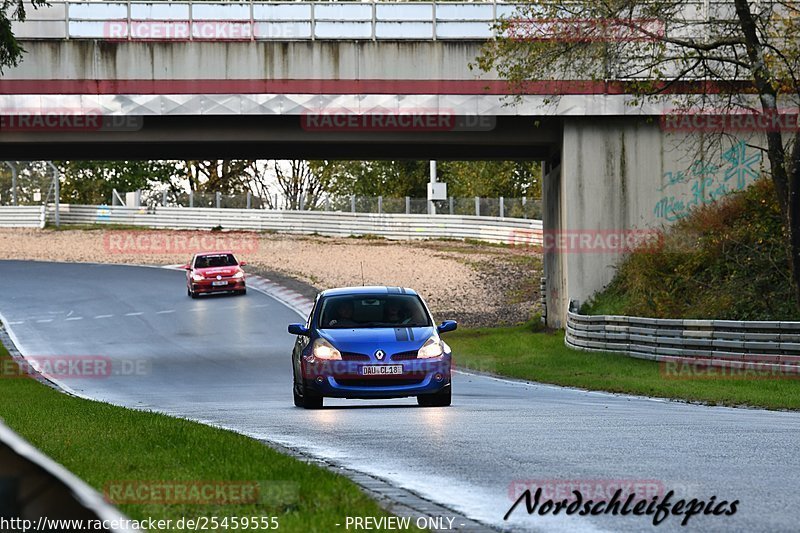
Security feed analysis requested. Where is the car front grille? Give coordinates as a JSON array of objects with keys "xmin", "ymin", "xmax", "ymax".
[
  {"xmin": 335, "ymin": 377, "xmax": 425, "ymax": 387},
  {"xmin": 391, "ymin": 351, "xmax": 418, "ymax": 361},
  {"xmin": 341, "ymin": 352, "xmax": 371, "ymax": 361}
]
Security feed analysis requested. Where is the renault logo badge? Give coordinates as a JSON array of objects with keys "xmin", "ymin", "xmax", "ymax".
[
  {"xmin": 216, "ymin": 275, "xmax": 222, "ymax": 280},
  {"xmin": 375, "ymin": 350, "xmax": 385, "ymax": 360}
]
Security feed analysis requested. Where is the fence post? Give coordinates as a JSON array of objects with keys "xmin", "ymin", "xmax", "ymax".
[
  {"xmin": 215, "ymin": 191, "xmax": 221, "ymax": 209},
  {"xmin": 246, "ymin": 192, "xmax": 251, "ymax": 209},
  {"xmin": 351, "ymin": 194, "xmax": 356, "ymax": 213},
  {"xmin": 189, "ymin": 190, "xmax": 194, "ymax": 208},
  {"xmin": 499, "ymin": 196, "xmax": 504, "ymax": 218},
  {"xmin": 46, "ymin": 162, "xmax": 60, "ymax": 228},
  {"xmin": 449, "ymin": 196, "xmax": 453, "ymax": 215},
  {"xmin": 475, "ymin": 196, "xmax": 480, "ymax": 217},
  {"xmin": 378, "ymin": 195, "xmax": 382, "ymax": 214},
  {"xmin": 4, "ymin": 162, "xmax": 17, "ymax": 206},
  {"xmin": 405, "ymin": 196, "xmax": 410, "ymax": 214}
]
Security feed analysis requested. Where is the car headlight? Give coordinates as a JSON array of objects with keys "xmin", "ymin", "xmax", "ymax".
[
  {"xmin": 417, "ymin": 335, "xmax": 444, "ymax": 359},
  {"xmin": 233, "ymin": 271, "xmax": 245, "ymax": 279},
  {"xmin": 312, "ymin": 338, "xmax": 342, "ymax": 360},
  {"xmin": 191, "ymin": 273, "xmax": 204, "ymax": 281}
]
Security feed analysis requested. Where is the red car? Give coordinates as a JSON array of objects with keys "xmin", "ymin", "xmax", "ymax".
[{"xmin": 182, "ymin": 251, "xmax": 247, "ymax": 298}]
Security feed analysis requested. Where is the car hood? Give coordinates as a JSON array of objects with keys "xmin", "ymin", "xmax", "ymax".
[
  {"xmin": 195, "ymin": 266, "xmax": 240, "ymax": 277},
  {"xmin": 319, "ymin": 326, "xmax": 435, "ymax": 354}
]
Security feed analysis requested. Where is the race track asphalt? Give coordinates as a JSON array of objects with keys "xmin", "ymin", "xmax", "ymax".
[{"xmin": 1, "ymin": 260, "xmax": 798, "ymax": 533}]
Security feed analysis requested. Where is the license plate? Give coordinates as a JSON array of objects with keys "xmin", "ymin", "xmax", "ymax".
[
  {"xmin": 361, "ymin": 365, "xmax": 403, "ymax": 376},
  {"xmin": 212, "ymin": 281, "xmax": 228, "ymax": 286}
]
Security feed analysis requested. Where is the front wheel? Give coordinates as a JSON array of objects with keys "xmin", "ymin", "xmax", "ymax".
[
  {"xmin": 417, "ymin": 386, "xmax": 451, "ymax": 407},
  {"xmin": 293, "ymin": 382, "xmax": 323, "ymax": 409}
]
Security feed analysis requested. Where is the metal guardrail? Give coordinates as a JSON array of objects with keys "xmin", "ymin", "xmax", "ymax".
[
  {"xmin": 14, "ymin": 0, "xmax": 519, "ymax": 41},
  {"xmin": 44, "ymin": 204, "xmax": 543, "ymax": 244},
  {"xmin": 0, "ymin": 206, "xmax": 45, "ymax": 228},
  {"xmin": 565, "ymin": 308, "xmax": 800, "ymax": 369},
  {"xmin": 0, "ymin": 420, "xmax": 142, "ymax": 533}
]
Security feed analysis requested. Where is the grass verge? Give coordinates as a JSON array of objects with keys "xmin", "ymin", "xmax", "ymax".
[
  {"xmin": 0, "ymin": 345, "xmax": 423, "ymax": 533},
  {"xmin": 447, "ymin": 323, "xmax": 800, "ymax": 410}
]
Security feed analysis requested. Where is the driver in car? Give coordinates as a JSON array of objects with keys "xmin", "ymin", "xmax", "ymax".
[{"xmin": 328, "ymin": 300, "xmax": 357, "ymax": 327}]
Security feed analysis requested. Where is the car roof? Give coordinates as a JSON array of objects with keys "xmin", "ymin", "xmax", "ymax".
[
  {"xmin": 319, "ymin": 286, "xmax": 419, "ymax": 297},
  {"xmin": 194, "ymin": 250, "xmax": 236, "ymax": 257}
]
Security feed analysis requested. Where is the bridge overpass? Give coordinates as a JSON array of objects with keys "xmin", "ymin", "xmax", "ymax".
[{"xmin": 0, "ymin": 1, "xmax": 767, "ymax": 327}]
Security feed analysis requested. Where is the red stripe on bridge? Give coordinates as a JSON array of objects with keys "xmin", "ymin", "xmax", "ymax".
[{"xmin": 0, "ymin": 79, "xmax": 749, "ymax": 95}]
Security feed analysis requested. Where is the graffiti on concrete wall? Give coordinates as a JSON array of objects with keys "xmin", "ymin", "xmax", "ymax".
[{"xmin": 653, "ymin": 140, "xmax": 762, "ymax": 222}]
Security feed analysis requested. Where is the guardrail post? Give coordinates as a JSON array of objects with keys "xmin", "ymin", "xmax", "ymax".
[
  {"xmin": 325, "ymin": 197, "xmax": 330, "ymax": 211},
  {"xmin": 432, "ymin": 1, "xmax": 437, "ymax": 41},
  {"xmin": 449, "ymin": 196, "xmax": 453, "ymax": 215},
  {"xmin": 162, "ymin": 190, "xmax": 167, "ymax": 207},
  {"xmin": 522, "ymin": 197, "xmax": 527, "ymax": 219},
  {"xmin": 475, "ymin": 196, "xmax": 480, "ymax": 217},
  {"xmin": 189, "ymin": 0, "xmax": 194, "ymax": 41},
  {"xmin": 499, "ymin": 196, "xmax": 504, "ymax": 218},
  {"xmin": 350, "ymin": 195, "xmax": 356, "ymax": 213},
  {"xmin": 65, "ymin": 0, "xmax": 70, "ymax": 40},
  {"xmin": 310, "ymin": 2, "xmax": 316, "ymax": 40},
  {"xmin": 405, "ymin": 196, "xmax": 410, "ymax": 214},
  {"xmin": 299, "ymin": 193, "xmax": 305, "ymax": 211},
  {"xmin": 215, "ymin": 191, "xmax": 221, "ymax": 209},
  {"xmin": 127, "ymin": 0, "xmax": 131, "ymax": 41},
  {"xmin": 371, "ymin": 0, "xmax": 376, "ymax": 41},
  {"xmin": 378, "ymin": 196, "xmax": 382, "ymax": 214},
  {"xmin": 189, "ymin": 190, "xmax": 194, "ymax": 208},
  {"xmin": 246, "ymin": 192, "xmax": 251, "ymax": 209}
]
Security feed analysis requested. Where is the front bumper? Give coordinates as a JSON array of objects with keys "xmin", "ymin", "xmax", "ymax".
[
  {"xmin": 191, "ymin": 279, "xmax": 246, "ymax": 293},
  {"xmin": 301, "ymin": 356, "xmax": 451, "ymax": 399}
]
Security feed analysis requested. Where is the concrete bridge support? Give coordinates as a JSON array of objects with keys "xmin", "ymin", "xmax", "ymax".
[{"xmin": 544, "ymin": 118, "xmax": 765, "ymax": 328}]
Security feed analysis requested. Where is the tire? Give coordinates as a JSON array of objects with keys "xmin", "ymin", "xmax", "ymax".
[
  {"xmin": 188, "ymin": 287, "xmax": 198, "ymax": 299},
  {"xmin": 293, "ymin": 385, "xmax": 303, "ymax": 407},
  {"xmin": 293, "ymin": 382, "xmax": 323, "ymax": 409},
  {"xmin": 417, "ymin": 385, "xmax": 451, "ymax": 407},
  {"xmin": 237, "ymin": 289, "xmax": 247, "ymax": 296}
]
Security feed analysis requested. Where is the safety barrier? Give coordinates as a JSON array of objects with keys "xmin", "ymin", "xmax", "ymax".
[
  {"xmin": 0, "ymin": 206, "xmax": 45, "ymax": 228},
  {"xmin": 44, "ymin": 204, "xmax": 543, "ymax": 245},
  {"xmin": 565, "ymin": 306, "xmax": 800, "ymax": 371},
  {"xmin": 0, "ymin": 421, "xmax": 141, "ymax": 532},
  {"xmin": 14, "ymin": 0, "xmax": 518, "ymax": 41}
]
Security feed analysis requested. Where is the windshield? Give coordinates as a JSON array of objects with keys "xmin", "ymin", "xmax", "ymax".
[
  {"xmin": 319, "ymin": 294, "xmax": 431, "ymax": 329},
  {"xmin": 194, "ymin": 254, "xmax": 238, "ymax": 268}
]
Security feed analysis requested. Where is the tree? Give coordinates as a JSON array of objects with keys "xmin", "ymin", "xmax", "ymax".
[
  {"xmin": 0, "ymin": 0, "xmax": 47, "ymax": 71},
  {"xmin": 475, "ymin": 0, "xmax": 800, "ymax": 305},
  {"xmin": 56, "ymin": 161, "xmax": 178, "ymax": 205},
  {"xmin": 272, "ymin": 160, "xmax": 331, "ymax": 210}
]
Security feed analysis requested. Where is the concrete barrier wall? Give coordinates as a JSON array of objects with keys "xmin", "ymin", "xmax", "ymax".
[
  {"xmin": 0, "ymin": 206, "xmax": 44, "ymax": 228},
  {"xmin": 565, "ymin": 310, "xmax": 800, "ymax": 372},
  {"xmin": 45, "ymin": 204, "xmax": 543, "ymax": 245}
]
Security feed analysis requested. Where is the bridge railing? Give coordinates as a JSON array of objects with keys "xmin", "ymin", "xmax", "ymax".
[
  {"xmin": 14, "ymin": 0, "xmax": 520, "ymax": 41},
  {"xmin": 13, "ymin": 1, "xmax": 775, "ymax": 42}
]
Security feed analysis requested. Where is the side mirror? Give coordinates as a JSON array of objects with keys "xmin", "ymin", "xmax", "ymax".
[
  {"xmin": 437, "ymin": 320, "xmax": 458, "ymax": 334},
  {"xmin": 239, "ymin": 261, "xmax": 248, "ymax": 266},
  {"xmin": 180, "ymin": 264, "xmax": 191, "ymax": 270},
  {"xmin": 288, "ymin": 323, "xmax": 310, "ymax": 336}
]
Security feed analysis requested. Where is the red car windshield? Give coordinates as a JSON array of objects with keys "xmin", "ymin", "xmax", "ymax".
[{"xmin": 194, "ymin": 254, "xmax": 238, "ymax": 268}]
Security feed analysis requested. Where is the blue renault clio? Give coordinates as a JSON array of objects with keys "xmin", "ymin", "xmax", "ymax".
[{"xmin": 288, "ymin": 286, "xmax": 457, "ymax": 409}]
